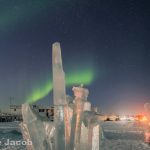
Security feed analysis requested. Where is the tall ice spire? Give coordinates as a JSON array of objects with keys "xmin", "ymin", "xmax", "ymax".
[
  {"xmin": 52, "ymin": 42, "xmax": 66, "ymax": 150},
  {"xmin": 52, "ymin": 42, "xmax": 66, "ymax": 105}
]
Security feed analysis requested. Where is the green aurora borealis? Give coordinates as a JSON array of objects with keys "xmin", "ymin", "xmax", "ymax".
[
  {"xmin": 26, "ymin": 69, "xmax": 95, "ymax": 103},
  {"xmin": 0, "ymin": 0, "xmax": 76, "ymax": 32}
]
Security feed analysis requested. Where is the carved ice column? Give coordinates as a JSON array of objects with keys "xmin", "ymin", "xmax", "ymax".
[
  {"xmin": 80, "ymin": 101, "xmax": 91, "ymax": 150},
  {"xmin": 70, "ymin": 85, "xmax": 89, "ymax": 150}
]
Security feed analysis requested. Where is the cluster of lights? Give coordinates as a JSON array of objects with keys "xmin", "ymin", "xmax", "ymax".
[{"xmin": 135, "ymin": 114, "xmax": 148, "ymax": 122}]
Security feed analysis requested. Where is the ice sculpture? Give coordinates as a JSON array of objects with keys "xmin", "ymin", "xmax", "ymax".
[{"xmin": 21, "ymin": 42, "xmax": 104, "ymax": 150}]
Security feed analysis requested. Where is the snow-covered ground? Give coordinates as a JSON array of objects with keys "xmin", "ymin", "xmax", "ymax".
[
  {"xmin": 0, "ymin": 122, "xmax": 26, "ymax": 150},
  {"xmin": 102, "ymin": 121, "xmax": 150, "ymax": 150},
  {"xmin": 0, "ymin": 121, "xmax": 150, "ymax": 150}
]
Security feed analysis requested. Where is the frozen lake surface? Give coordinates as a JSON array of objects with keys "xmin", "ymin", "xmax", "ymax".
[{"xmin": 0, "ymin": 121, "xmax": 149, "ymax": 150}]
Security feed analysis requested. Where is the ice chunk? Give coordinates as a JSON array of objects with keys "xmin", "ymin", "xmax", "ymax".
[
  {"xmin": 92, "ymin": 125, "xmax": 100, "ymax": 150},
  {"xmin": 80, "ymin": 123, "xmax": 88, "ymax": 150},
  {"xmin": 21, "ymin": 104, "xmax": 54, "ymax": 150}
]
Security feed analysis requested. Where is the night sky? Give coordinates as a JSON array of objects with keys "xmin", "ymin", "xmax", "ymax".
[{"xmin": 0, "ymin": 0, "xmax": 150, "ymax": 114}]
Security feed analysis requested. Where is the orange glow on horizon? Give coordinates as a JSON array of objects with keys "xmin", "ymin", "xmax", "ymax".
[{"xmin": 135, "ymin": 114, "xmax": 148, "ymax": 122}]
